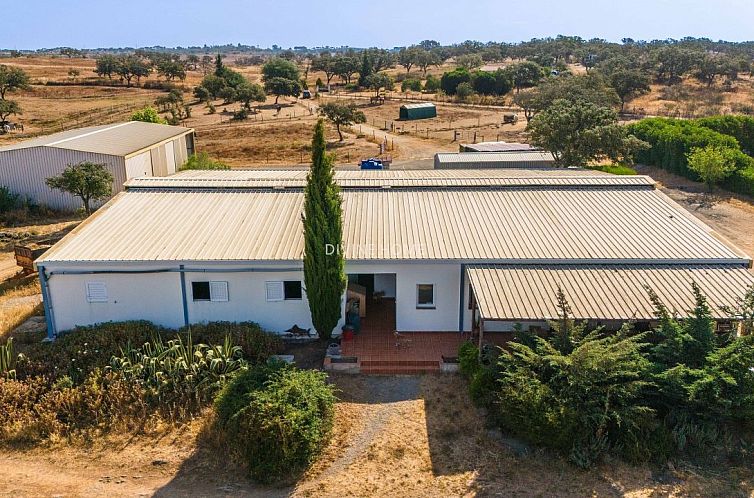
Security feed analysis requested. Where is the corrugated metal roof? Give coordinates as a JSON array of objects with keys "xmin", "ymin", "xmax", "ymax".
[
  {"xmin": 467, "ymin": 264, "xmax": 754, "ymax": 320},
  {"xmin": 435, "ymin": 151, "xmax": 556, "ymax": 164},
  {"xmin": 460, "ymin": 142, "xmax": 538, "ymax": 152},
  {"xmin": 400, "ymin": 102, "xmax": 436, "ymax": 109},
  {"xmin": 38, "ymin": 185, "xmax": 748, "ymax": 264},
  {"xmin": 125, "ymin": 168, "xmax": 650, "ymax": 189},
  {"xmin": 0, "ymin": 122, "xmax": 193, "ymax": 157}
]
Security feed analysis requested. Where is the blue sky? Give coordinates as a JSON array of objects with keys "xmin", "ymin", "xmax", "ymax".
[{"xmin": 5, "ymin": 0, "xmax": 754, "ymax": 49}]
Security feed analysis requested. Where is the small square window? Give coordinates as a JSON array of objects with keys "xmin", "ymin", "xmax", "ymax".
[
  {"xmin": 192, "ymin": 281, "xmax": 229, "ymax": 302},
  {"xmin": 417, "ymin": 284, "xmax": 435, "ymax": 309},
  {"xmin": 284, "ymin": 281, "xmax": 302, "ymax": 300},
  {"xmin": 192, "ymin": 281, "xmax": 211, "ymax": 301}
]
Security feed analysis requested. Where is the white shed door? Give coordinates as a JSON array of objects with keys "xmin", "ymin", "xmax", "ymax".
[
  {"xmin": 165, "ymin": 140, "xmax": 176, "ymax": 175},
  {"xmin": 125, "ymin": 151, "xmax": 153, "ymax": 179}
]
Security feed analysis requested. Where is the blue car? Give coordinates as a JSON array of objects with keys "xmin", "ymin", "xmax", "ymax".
[{"xmin": 360, "ymin": 158, "xmax": 384, "ymax": 170}]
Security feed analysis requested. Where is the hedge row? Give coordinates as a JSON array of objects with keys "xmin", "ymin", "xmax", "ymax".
[
  {"xmin": 697, "ymin": 115, "xmax": 754, "ymax": 156},
  {"xmin": 628, "ymin": 117, "xmax": 754, "ymax": 196}
]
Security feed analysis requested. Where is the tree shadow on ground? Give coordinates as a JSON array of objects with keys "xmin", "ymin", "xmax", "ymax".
[{"xmin": 152, "ymin": 416, "xmax": 292, "ymax": 498}]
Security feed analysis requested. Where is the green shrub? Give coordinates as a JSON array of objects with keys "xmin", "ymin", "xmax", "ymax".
[
  {"xmin": 458, "ymin": 341, "xmax": 479, "ymax": 377},
  {"xmin": 131, "ymin": 106, "xmax": 167, "ymax": 124},
  {"xmin": 423, "ymin": 75, "xmax": 441, "ymax": 93},
  {"xmin": 0, "ymin": 186, "xmax": 19, "ymax": 213},
  {"xmin": 182, "ymin": 322, "xmax": 283, "ymax": 363},
  {"xmin": 218, "ymin": 366, "xmax": 336, "ymax": 483},
  {"xmin": 628, "ymin": 117, "xmax": 754, "ymax": 195},
  {"xmin": 495, "ymin": 326, "xmax": 652, "ymax": 467},
  {"xmin": 214, "ymin": 359, "xmax": 286, "ymax": 428},
  {"xmin": 110, "ymin": 333, "xmax": 246, "ymax": 413},
  {"xmin": 440, "ymin": 68, "xmax": 471, "ymax": 95},
  {"xmin": 697, "ymin": 115, "xmax": 754, "ymax": 156},
  {"xmin": 588, "ymin": 164, "xmax": 638, "ymax": 175},
  {"xmin": 400, "ymin": 78, "xmax": 422, "ymax": 92},
  {"xmin": 482, "ymin": 284, "xmax": 754, "ymax": 468},
  {"xmin": 180, "ymin": 152, "xmax": 229, "ymax": 170},
  {"xmin": 19, "ymin": 321, "xmax": 162, "ymax": 382}
]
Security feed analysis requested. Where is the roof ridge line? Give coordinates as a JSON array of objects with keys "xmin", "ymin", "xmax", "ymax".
[{"xmin": 46, "ymin": 121, "xmax": 132, "ymax": 147}]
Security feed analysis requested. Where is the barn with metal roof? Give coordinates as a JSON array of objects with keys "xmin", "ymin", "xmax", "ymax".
[
  {"xmin": 0, "ymin": 121, "xmax": 194, "ymax": 210},
  {"xmin": 36, "ymin": 168, "xmax": 754, "ymax": 339}
]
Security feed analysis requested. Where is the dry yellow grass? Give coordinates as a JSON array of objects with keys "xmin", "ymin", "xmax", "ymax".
[
  {"xmin": 1, "ymin": 375, "xmax": 750, "ymax": 496},
  {"xmin": 0, "ymin": 276, "xmax": 41, "ymax": 338}
]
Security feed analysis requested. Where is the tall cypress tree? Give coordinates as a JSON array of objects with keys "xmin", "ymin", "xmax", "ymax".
[{"xmin": 303, "ymin": 119, "xmax": 346, "ymax": 339}]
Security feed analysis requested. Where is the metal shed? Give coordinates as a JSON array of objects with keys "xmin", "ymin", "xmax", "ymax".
[
  {"xmin": 0, "ymin": 121, "xmax": 195, "ymax": 211},
  {"xmin": 434, "ymin": 151, "xmax": 556, "ymax": 169},
  {"xmin": 399, "ymin": 102, "xmax": 437, "ymax": 120},
  {"xmin": 459, "ymin": 141, "xmax": 539, "ymax": 153}
]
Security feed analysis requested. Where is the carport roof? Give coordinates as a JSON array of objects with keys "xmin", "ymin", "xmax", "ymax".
[{"xmin": 467, "ymin": 264, "xmax": 754, "ymax": 321}]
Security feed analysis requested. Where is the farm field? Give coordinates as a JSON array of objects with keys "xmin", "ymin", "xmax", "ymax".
[
  {"xmin": 3, "ymin": 55, "xmax": 753, "ymax": 167},
  {"xmin": 0, "ymin": 375, "xmax": 750, "ymax": 498}
]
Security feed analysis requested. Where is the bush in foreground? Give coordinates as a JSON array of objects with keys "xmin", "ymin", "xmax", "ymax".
[
  {"xmin": 2, "ymin": 320, "xmax": 284, "ymax": 445},
  {"xmin": 215, "ymin": 363, "xmax": 336, "ymax": 483},
  {"xmin": 463, "ymin": 285, "xmax": 754, "ymax": 468}
]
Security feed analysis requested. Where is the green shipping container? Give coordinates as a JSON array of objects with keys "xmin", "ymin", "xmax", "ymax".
[{"xmin": 399, "ymin": 102, "xmax": 437, "ymax": 120}]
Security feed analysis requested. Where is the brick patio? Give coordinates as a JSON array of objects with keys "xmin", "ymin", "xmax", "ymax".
[{"xmin": 339, "ymin": 298, "xmax": 510, "ymax": 374}]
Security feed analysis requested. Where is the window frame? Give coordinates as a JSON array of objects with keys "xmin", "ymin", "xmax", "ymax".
[
  {"xmin": 266, "ymin": 280, "xmax": 303, "ymax": 301},
  {"xmin": 283, "ymin": 280, "xmax": 303, "ymax": 300},
  {"xmin": 416, "ymin": 283, "xmax": 435, "ymax": 309},
  {"xmin": 191, "ymin": 280, "xmax": 229, "ymax": 302}
]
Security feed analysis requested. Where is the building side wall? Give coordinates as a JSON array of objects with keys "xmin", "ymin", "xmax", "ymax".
[
  {"xmin": 172, "ymin": 136, "xmax": 188, "ymax": 169},
  {"xmin": 44, "ymin": 261, "xmax": 467, "ymax": 336},
  {"xmin": 185, "ymin": 270, "xmax": 314, "ymax": 333},
  {"xmin": 47, "ymin": 271, "xmax": 185, "ymax": 332},
  {"xmin": 347, "ymin": 262, "xmax": 461, "ymax": 332},
  {"xmin": 43, "ymin": 264, "xmax": 321, "ymax": 335},
  {"xmin": 124, "ymin": 151, "xmax": 153, "ymax": 179},
  {"xmin": 0, "ymin": 147, "xmax": 125, "ymax": 211},
  {"xmin": 150, "ymin": 145, "xmax": 168, "ymax": 176}
]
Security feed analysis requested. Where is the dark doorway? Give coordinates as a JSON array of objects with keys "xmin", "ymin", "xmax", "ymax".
[{"xmin": 349, "ymin": 273, "xmax": 375, "ymax": 300}]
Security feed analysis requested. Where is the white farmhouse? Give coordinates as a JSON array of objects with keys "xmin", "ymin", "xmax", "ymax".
[
  {"xmin": 0, "ymin": 121, "xmax": 195, "ymax": 211},
  {"xmin": 35, "ymin": 168, "xmax": 754, "ymax": 341}
]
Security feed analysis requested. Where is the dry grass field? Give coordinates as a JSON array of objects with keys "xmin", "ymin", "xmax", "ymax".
[
  {"xmin": 1, "ymin": 375, "xmax": 750, "ymax": 497},
  {"xmin": 3, "ymin": 55, "xmax": 752, "ymax": 166}
]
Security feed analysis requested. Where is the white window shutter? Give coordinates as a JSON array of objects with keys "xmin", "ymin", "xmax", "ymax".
[
  {"xmin": 209, "ymin": 281, "xmax": 229, "ymax": 302},
  {"xmin": 86, "ymin": 282, "xmax": 108, "ymax": 303},
  {"xmin": 266, "ymin": 281, "xmax": 284, "ymax": 301}
]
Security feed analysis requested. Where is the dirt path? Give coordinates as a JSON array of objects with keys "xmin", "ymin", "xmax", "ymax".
[{"xmin": 0, "ymin": 375, "xmax": 750, "ymax": 497}]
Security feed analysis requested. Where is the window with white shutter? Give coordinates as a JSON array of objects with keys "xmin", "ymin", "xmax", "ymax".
[
  {"xmin": 85, "ymin": 282, "xmax": 108, "ymax": 303},
  {"xmin": 209, "ymin": 281, "xmax": 229, "ymax": 302},
  {"xmin": 265, "ymin": 281, "xmax": 285, "ymax": 301}
]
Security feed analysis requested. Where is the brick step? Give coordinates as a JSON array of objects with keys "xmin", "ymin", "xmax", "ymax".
[
  {"xmin": 361, "ymin": 365, "xmax": 441, "ymax": 375},
  {"xmin": 360, "ymin": 359, "xmax": 439, "ymax": 367}
]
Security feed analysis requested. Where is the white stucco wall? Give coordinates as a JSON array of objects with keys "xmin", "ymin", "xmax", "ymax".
[
  {"xmin": 346, "ymin": 262, "xmax": 462, "ymax": 332},
  {"xmin": 42, "ymin": 262, "xmax": 327, "ymax": 335},
  {"xmin": 185, "ymin": 270, "xmax": 315, "ymax": 333},
  {"xmin": 43, "ymin": 260, "xmax": 471, "ymax": 336},
  {"xmin": 46, "ymin": 269, "xmax": 185, "ymax": 332}
]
